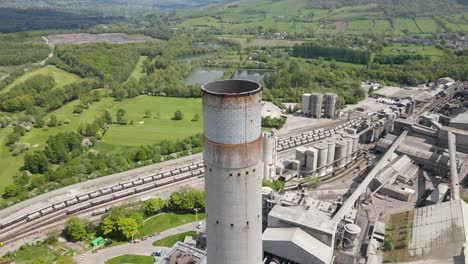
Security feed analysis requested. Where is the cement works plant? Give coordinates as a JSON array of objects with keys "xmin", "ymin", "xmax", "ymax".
[{"xmin": 1, "ymin": 79, "xmax": 468, "ymax": 264}]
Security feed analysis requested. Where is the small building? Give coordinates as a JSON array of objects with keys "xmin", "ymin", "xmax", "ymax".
[
  {"xmin": 157, "ymin": 242, "xmax": 206, "ymax": 264},
  {"xmin": 91, "ymin": 237, "xmax": 104, "ymax": 247}
]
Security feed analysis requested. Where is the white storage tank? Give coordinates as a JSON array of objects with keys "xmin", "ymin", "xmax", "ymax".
[
  {"xmin": 325, "ymin": 139, "xmax": 336, "ymax": 173},
  {"xmin": 310, "ymin": 93, "xmax": 323, "ymax": 119},
  {"xmin": 335, "ymin": 141, "xmax": 348, "ymax": 169},
  {"xmin": 344, "ymin": 223, "xmax": 361, "ymax": 241},
  {"xmin": 315, "ymin": 143, "xmax": 328, "ymax": 176},
  {"xmin": 302, "ymin": 93, "xmax": 312, "ymax": 116}
]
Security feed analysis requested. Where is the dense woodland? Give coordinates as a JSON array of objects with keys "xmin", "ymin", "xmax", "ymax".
[
  {"xmin": 292, "ymin": 43, "xmax": 371, "ymax": 64},
  {"xmin": 0, "ymin": 8, "xmax": 120, "ymax": 33},
  {"xmin": 51, "ymin": 44, "xmax": 141, "ymax": 82}
]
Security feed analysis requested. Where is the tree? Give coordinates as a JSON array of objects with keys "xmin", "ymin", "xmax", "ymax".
[
  {"xmin": 172, "ymin": 110, "xmax": 184, "ymax": 120},
  {"xmin": 101, "ymin": 217, "xmax": 115, "ymax": 236},
  {"xmin": 116, "ymin": 217, "xmax": 138, "ymax": 240},
  {"xmin": 135, "ymin": 148, "xmax": 148, "ymax": 162},
  {"xmin": 144, "ymin": 198, "xmax": 165, "ymax": 216},
  {"xmin": 368, "ymin": 86, "xmax": 374, "ymax": 95},
  {"xmin": 6, "ymin": 133, "xmax": 19, "ymax": 146},
  {"xmin": 65, "ymin": 217, "xmax": 87, "ymax": 241},
  {"xmin": 104, "ymin": 110, "xmax": 113, "ymax": 124},
  {"xmin": 34, "ymin": 117, "xmax": 45, "ymax": 128},
  {"xmin": 48, "ymin": 115, "xmax": 58, "ymax": 127},
  {"xmin": 3, "ymin": 184, "xmax": 21, "ymax": 198},
  {"xmin": 13, "ymin": 125, "xmax": 25, "ymax": 136},
  {"xmin": 304, "ymin": 176, "xmax": 320, "ymax": 189},
  {"xmin": 144, "ymin": 110, "xmax": 151, "ymax": 118},
  {"xmin": 116, "ymin": 108, "xmax": 126, "ymax": 123},
  {"xmin": 23, "ymin": 151, "xmax": 49, "ymax": 174},
  {"xmin": 191, "ymin": 113, "xmax": 199, "ymax": 122}
]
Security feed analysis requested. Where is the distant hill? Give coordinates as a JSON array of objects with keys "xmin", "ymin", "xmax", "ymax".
[
  {"xmin": 177, "ymin": 0, "xmax": 468, "ymax": 35},
  {"xmin": 0, "ymin": 0, "xmax": 228, "ymax": 15}
]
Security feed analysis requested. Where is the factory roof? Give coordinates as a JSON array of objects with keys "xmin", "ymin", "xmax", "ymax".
[
  {"xmin": 263, "ymin": 227, "xmax": 333, "ymax": 264},
  {"xmin": 426, "ymin": 183, "xmax": 449, "ymax": 204},
  {"xmin": 405, "ymin": 200, "xmax": 468, "ymax": 261},
  {"xmin": 372, "ymin": 86, "xmax": 434, "ymax": 102},
  {"xmin": 451, "ymin": 111, "xmax": 468, "ymax": 125},
  {"xmin": 268, "ymin": 205, "xmax": 338, "ymax": 236},
  {"xmin": 158, "ymin": 242, "xmax": 207, "ymax": 264}
]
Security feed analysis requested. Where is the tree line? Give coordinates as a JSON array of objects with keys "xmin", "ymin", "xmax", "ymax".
[
  {"xmin": 0, "ymin": 41, "xmax": 50, "ymax": 66},
  {"xmin": 65, "ymin": 187, "xmax": 205, "ymax": 242},
  {"xmin": 292, "ymin": 42, "xmax": 371, "ymax": 64}
]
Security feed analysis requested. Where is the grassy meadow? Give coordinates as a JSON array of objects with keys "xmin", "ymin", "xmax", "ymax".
[
  {"xmin": 0, "ymin": 65, "xmax": 81, "ymax": 94},
  {"xmin": 98, "ymin": 96, "xmax": 203, "ymax": 153}
]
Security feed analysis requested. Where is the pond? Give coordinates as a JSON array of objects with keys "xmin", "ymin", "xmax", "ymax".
[
  {"xmin": 185, "ymin": 68, "xmax": 224, "ymax": 85},
  {"xmin": 185, "ymin": 68, "xmax": 274, "ymax": 85},
  {"xmin": 231, "ymin": 70, "xmax": 273, "ymax": 82}
]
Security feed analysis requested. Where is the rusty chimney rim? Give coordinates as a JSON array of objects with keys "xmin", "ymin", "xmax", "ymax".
[{"xmin": 201, "ymin": 79, "xmax": 262, "ymax": 97}]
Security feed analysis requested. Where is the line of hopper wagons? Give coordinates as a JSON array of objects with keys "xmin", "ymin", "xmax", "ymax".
[
  {"xmin": 0, "ymin": 162, "xmax": 205, "ymax": 230},
  {"xmin": 277, "ymin": 118, "xmax": 362, "ymax": 151}
]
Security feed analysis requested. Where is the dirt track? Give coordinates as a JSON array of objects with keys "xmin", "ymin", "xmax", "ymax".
[{"xmin": 47, "ymin": 33, "xmax": 157, "ymax": 46}]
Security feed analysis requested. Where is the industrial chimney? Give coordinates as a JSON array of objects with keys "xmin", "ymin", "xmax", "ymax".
[{"xmin": 202, "ymin": 80, "xmax": 263, "ymax": 264}]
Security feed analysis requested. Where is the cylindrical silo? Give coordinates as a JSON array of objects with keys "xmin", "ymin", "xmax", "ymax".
[
  {"xmin": 343, "ymin": 137, "xmax": 353, "ymax": 164},
  {"xmin": 349, "ymin": 134, "xmax": 359, "ymax": 159},
  {"xmin": 324, "ymin": 93, "xmax": 337, "ymax": 119},
  {"xmin": 335, "ymin": 141, "xmax": 347, "ymax": 169},
  {"xmin": 305, "ymin": 147, "xmax": 318, "ymax": 172},
  {"xmin": 202, "ymin": 80, "xmax": 263, "ymax": 264},
  {"xmin": 263, "ymin": 131, "xmax": 277, "ymax": 180},
  {"xmin": 316, "ymin": 143, "xmax": 328, "ymax": 177},
  {"xmin": 325, "ymin": 140, "xmax": 336, "ymax": 173},
  {"xmin": 302, "ymin": 93, "xmax": 311, "ymax": 116},
  {"xmin": 295, "ymin": 146, "xmax": 307, "ymax": 169},
  {"xmin": 310, "ymin": 93, "xmax": 323, "ymax": 119}
]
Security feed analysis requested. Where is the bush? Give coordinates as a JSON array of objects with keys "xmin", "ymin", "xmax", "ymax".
[{"xmin": 172, "ymin": 110, "xmax": 184, "ymax": 120}]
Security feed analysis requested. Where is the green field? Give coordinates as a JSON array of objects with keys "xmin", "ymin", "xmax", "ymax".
[
  {"xmin": 106, "ymin": 255, "xmax": 154, "ymax": 264},
  {"xmin": 152, "ymin": 231, "xmax": 198, "ymax": 247},
  {"xmin": 220, "ymin": 37, "xmax": 304, "ymax": 48},
  {"xmin": 137, "ymin": 213, "xmax": 205, "ymax": 239},
  {"xmin": 0, "ymin": 95, "xmax": 204, "ymax": 193},
  {"xmin": 130, "ymin": 56, "xmax": 148, "ymax": 81},
  {"xmin": 0, "ymin": 65, "xmax": 81, "ymax": 94},
  {"xmin": 177, "ymin": 0, "xmax": 468, "ymax": 35},
  {"xmin": 99, "ymin": 96, "xmax": 203, "ymax": 152},
  {"xmin": 0, "ymin": 127, "xmax": 22, "ymax": 191},
  {"xmin": 382, "ymin": 44, "xmax": 444, "ymax": 61},
  {"xmin": 11, "ymin": 244, "xmax": 75, "ymax": 264}
]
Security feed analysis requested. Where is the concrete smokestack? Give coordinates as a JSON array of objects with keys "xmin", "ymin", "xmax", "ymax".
[{"xmin": 202, "ymin": 80, "xmax": 263, "ymax": 264}]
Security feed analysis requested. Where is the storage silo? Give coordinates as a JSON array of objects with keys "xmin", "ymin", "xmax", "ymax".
[
  {"xmin": 349, "ymin": 134, "xmax": 359, "ymax": 159},
  {"xmin": 343, "ymin": 137, "xmax": 353, "ymax": 164},
  {"xmin": 335, "ymin": 141, "xmax": 348, "ymax": 169},
  {"xmin": 202, "ymin": 80, "xmax": 263, "ymax": 264},
  {"xmin": 305, "ymin": 147, "xmax": 318, "ymax": 172},
  {"xmin": 295, "ymin": 146, "xmax": 307, "ymax": 169},
  {"xmin": 310, "ymin": 93, "xmax": 323, "ymax": 119},
  {"xmin": 325, "ymin": 140, "xmax": 336, "ymax": 173},
  {"xmin": 263, "ymin": 130, "xmax": 277, "ymax": 180},
  {"xmin": 315, "ymin": 143, "xmax": 328, "ymax": 177},
  {"xmin": 324, "ymin": 93, "xmax": 337, "ymax": 119},
  {"xmin": 302, "ymin": 93, "xmax": 312, "ymax": 116}
]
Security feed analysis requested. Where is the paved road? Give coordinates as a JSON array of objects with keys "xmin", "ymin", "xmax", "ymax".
[{"xmin": 75, "ymin": 221, "xmax": 204, "ymax": 264}]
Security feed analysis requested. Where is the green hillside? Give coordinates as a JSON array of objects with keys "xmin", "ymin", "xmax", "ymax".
[{"xmin": 176, "ymin": 0, "xmax": 468, "ymax": 35}]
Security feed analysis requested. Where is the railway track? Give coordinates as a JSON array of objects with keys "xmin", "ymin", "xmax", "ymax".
[{"xmin": 0, "ymin": 117, "xmax": 364, "ymax": 247}]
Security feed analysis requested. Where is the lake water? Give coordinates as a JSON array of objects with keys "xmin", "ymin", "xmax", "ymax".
[
  {"xmin": 231, "ymin": 70, "xmax": 273, "ymax": 82},
  {"xmin": 185, "ymin": 68, "xmax": 274, "ymax": 85},
  {"xmin": 185, "ymin": 68, "xmax": 225, "ymax": 85}
]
